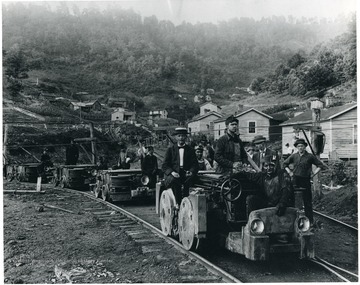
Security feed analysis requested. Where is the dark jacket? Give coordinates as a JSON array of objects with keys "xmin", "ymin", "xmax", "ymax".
[
  {"xmin": 240, "ymin": 170, "xmax": 293, "ymax": 208},
  {"xmin": 162, "ymin": 144, "xmax": 198, "ymax": 176},
  {"xmin": 283, "ymin": 151, "xmax": 324, "ymax": 178},
  {"xmin": 253, "ymin": 148, "xmax": 280, "ymax": 172},
  {"xmin": 214, "ymin": 132, "xmax": 248, "ymax": 174},
  {"xmin": 141, "ymin": 154, "xmax": 158, "ymax": 175}
]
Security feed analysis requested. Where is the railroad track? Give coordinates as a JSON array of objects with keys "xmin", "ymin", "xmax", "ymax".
[
  {"xmin": 314, "ymin": 210, "xmax": 358, "ymax": 232},
  {"xmin": 4, "ymin": 183, "xmax": 358, "ymax": 283},
  {"xmin": 55, "ymin": 187, "xmax": 242, "ymax": 283}
]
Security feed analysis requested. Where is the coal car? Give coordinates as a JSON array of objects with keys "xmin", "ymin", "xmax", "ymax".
[{"xmin": 158, "ymin": 171, "xmax": 314, "ymax": 261}]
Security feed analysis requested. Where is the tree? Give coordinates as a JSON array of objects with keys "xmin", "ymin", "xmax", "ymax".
[{"xmin": 4, "ymin": 46, "xmax": 29, "ymax": 96}]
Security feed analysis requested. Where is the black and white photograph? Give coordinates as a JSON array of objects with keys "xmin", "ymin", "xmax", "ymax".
[{"xmin": 2, "ymin": 0, "xmax": 358, "ymax": 283}]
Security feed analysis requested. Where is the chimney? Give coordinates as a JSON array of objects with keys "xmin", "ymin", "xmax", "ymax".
[{"xmin": 238, "ymin": 104, "xmax": 244, "ymax": 111}]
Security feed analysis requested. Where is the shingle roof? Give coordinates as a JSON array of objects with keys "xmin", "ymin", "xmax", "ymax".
[{"xmin": 280, "ymin": 103, "xmax": 357, "ymax": 126}]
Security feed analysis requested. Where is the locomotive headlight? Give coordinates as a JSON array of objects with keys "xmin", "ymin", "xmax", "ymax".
[
  {"xmin": 297, "ymin": 217, "xmax": 311, "ymax": 232},
  {"xmin": 141, "ymin": 175, "xmax": 149, "ymax": 186},
  {"xmin": 250, "ymin": 218, "xmax": 265, "ymax": 235}
]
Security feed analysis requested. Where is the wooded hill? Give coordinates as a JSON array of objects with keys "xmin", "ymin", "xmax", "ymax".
[{"xmin": 3, "ymin": 2, "xmax": 356, "ymax": 122}]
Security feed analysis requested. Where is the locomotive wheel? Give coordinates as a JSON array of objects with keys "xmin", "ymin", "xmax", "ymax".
[
  {"xmin": 60, "ymin": 176, "xmax": 67, "ymax": 188},
  {"xmin": 15, "ymin": 173, "xmax": 24, "ymax": 182},
  {"xmin": 94, "ymin": 181, "xmax": 102, "ymax": 198},
  {"xmin": 101, "ymin": 185, "xmax": 110, "ymax": 201},
  {"xmin": 159, "ymin": 189, "xmax": 177, "ymax": 236},
  {"xmin": 6, "ymin": 173, "xmax": 14, "ymax": 182},
  {"xmin": 178, "ymin": 197, "xmax": 196, "ymax": 250},
  {"xmin": 221, "ymin": 178, "xmax": 242, "ymax": 202}
]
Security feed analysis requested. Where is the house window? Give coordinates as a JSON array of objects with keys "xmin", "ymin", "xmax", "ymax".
[
  {"xmin": 354, "ymin": 124, "xmax": 357, "ymax": 144},
  {"xmin": 249, "ymin": 122, "xmax": 256, "ymax": 133}
]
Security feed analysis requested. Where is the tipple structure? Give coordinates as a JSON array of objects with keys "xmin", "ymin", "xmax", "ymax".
[{"xmin": 158, "ymin": 171, "xmax": 314, "ymax": 261}]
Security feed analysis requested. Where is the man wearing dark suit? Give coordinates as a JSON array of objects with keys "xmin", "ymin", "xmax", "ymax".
[
  {"xmin": 252, "ymin": 135, "xmax": 280, "ymax": 173},
  {"xmin": 162, "ymin": 127, "xmax": 199, "ymax": 204}
]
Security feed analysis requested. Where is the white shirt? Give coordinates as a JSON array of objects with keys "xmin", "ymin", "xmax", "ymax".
[{"xmin": 178, "ymin": 145, "xmax": 185, "ymax": 167}]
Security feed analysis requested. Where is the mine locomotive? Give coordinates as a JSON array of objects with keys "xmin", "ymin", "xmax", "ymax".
[
  {"xmin": 92, "ymin": 169, "xmax": 155, "ymax": 202},
  {"xmin": 158, "ymin": 171, "xmax": 314, "ymax": 261},
  {"xmin": 53, "ymin": 164, "xmax": 97, "ymax": 190}
]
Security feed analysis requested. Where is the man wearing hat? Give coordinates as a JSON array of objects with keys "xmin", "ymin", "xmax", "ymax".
[
  {"xmin": 252, "ymin": 135, "xmax": 280, "ymax": 173},
  {"xmin": 141, "ymin": 146, "xmax": 158, "ymax": 188},
  {"xmin": 214, "ymin": 115, "xmax": 248, "ymax": 175},
  {"xmin": 234, "ymin": 155, "xmax": 293, "ymax": 217},
  {"xmin": 283, "ymin": 138, "xmax": 325, "ymax": 225},
  {"xmin": 162, "ymin": 127, "xmax": 199, "ymax": 204}
]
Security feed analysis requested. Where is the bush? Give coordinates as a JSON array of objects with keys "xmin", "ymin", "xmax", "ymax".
[{"xmin": 325, "ymin": 160, "xmax": 357, "ymax": 186}]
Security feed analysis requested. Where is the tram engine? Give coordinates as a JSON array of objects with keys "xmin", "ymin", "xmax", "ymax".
[{"xmin": 158, "ymin": 171, "xmax": 314, "ymax": 261}]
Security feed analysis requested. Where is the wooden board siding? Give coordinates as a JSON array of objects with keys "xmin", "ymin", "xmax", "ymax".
[
  {"xmin": 214, "ymin": 121, "xmax": 226, "ymax": 140},
  {"xmin": 237, "ymin": 111, "xmax": 270, "ymax": 143},
  {"xmin": 188, "ymin": 114, "xmax": 220, "ymax": 135},
  {"xmin": 330, "ymin": 108, "xmax": 357, "ymax": 159}
]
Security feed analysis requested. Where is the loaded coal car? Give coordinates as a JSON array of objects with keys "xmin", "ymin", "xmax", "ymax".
[
  {"xmin": 92, "ymin": 169, "xmax": 155, "ymax": 202},
  {"xmin": 158, "ymin": 171, "xmax": 314, "ymax": 261},
  {"xmin": 53, "ymin": 164, "xmax": 97, "ymax": 190}
]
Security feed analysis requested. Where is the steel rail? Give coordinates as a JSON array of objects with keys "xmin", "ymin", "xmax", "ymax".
[
  {"xmin": 314, "ymin": 257, "xmax": 358, "ymax": 278},
  {"xmin": 310, "ymin": 259, "xmax": 351, "ymax": 282},
  {"xmin": 313, "ymin": 210, "xmax": 358, "ymax": 231},
  {"xmin": 60, "ymin": 188, "xmax": 243, "ymax": 283}
]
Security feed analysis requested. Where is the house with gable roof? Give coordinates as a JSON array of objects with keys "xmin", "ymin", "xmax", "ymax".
[
  {"xmin": 280, "ymin": 103, "xmax": 357, "ymax": 160},
  {"xmin": 213, "ymin": 108, "xmax": 281, "ymax": 142},
  {"xmin": 200, "ymin": 102, "xmax": 221, "ymax": 116},
  {"xmin": 187, "ymin": 111, "xmax": 223, "ymax": 136}
]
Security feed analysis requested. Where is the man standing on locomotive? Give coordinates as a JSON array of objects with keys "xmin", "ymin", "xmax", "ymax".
[
  {"xmin": 162, "ymin": 127, "xmax": 198, "ymax": 204},
  {"xmin": 235, "ymin": 155, "xmax": 293, "ymax": 217},
  {"xmin": 214, "ymin": 115, "xmax": 248, "ymax": 175},
  {"xmin": 283, "ymin": 138, "xmax": 325, "ymax": 225}
]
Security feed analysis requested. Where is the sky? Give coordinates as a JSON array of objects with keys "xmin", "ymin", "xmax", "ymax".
[
  {"xmin": 4, "ymin": 0, "xmax": 357, "ymax": 25},
  {"xmin": 110, "ymin": 0, "xmax": 357, "ymax": 24}
]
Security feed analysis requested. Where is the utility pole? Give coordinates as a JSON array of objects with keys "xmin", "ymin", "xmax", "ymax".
[
  {"xmin": 89, "ymin": 122, "xmax": 96, "ymax": 165},
  {"xmin": 4, "ymin": 124, "xmax": 8, "ymax": 165},
  {"xmin": 310, "ymin": 98, "xmax": 324, "ymax": 199}
]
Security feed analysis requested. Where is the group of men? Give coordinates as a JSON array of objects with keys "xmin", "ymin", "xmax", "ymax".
[{"xmin": 162, "ymin": 115, "xmax": 325, "ymax": 226}]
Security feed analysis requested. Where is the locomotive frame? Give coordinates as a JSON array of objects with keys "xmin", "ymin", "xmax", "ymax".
[{"xmin": 158, "ymin": 171, "xmax": 314, "ymax": 261}]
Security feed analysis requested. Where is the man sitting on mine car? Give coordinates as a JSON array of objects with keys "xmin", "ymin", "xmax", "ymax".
[
  {"xmin": 162, "ymin": 127, "xmax": 198, "ymax": 204},
  {"xmin": 235, "ymin": 155, "xmax": 293, "ymax": 217}
]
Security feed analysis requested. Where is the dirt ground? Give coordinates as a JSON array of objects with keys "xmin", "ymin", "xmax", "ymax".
[
  {"xmin": 3, "ymin": 180, "xmax": 358, "ymax": 283},
  {"xmin": 3, "ymin": 182, "xmax": 192, "ymax": 284}
]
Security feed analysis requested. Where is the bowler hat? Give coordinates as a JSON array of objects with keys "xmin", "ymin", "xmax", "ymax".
[
  {"xmin": 294, "ymin": 138, "xmax": 308, "ymax": 147},
  {"xmin": 173, "ymin": 127, "xmax": 189, "ymax": 135},
  {"xmin": 252, "ymin": 135, "xmax": 266, "ymax": 144},
  {"xmin": 225, "ymin": 115, "xmax": 239, "ymax": 126}
]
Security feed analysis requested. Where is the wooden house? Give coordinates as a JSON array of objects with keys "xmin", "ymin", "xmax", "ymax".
[
  {"xmin": 200, "ymin": 102, "xmax": 221, "ymax": 116},
  {"xmin": 187, "ymin": 111, "xmax": 223, "ymax": 136},
  {"xmin": 111, "ymin": 108, "xmax": 136, "ymax": 122},
  {"xmin": 70, "ymin": 100, "xmax": 102, "ymax": 112},
  {"xmin": 213, "ymin": 108, "xmax": 280, "ymax": 142},
  {"xmin": 280, "ymin": 103, "xmax": 357, "ymax": 160}
]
